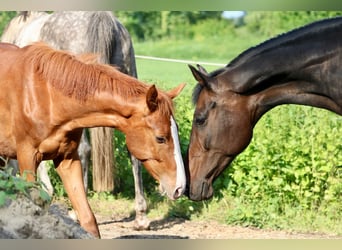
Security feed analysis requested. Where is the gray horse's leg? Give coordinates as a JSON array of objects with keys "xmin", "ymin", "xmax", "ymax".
[
  {"xmin": 7, "ymin": 159, "xmax": 54, "ymax": 196},
  {"xmin": 78, "ymin": 130, "xmax": 91, "ymax": 193},
  {"xmin": 7, "ymin": 158, "xmax": 24, "ymax": 176},
  {"xmin": 130, "ymin": 154, "xmax": 150, "ymax": 230},
  {"xmin": 37, "ymin": 161, "xmax": 54, "ymax": 197},
  {"xmin": 5, "ymin": 159, "xmax": 18, "ymax": 176}
]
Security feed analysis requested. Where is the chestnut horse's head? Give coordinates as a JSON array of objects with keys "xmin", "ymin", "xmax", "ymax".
[
  {"xmin": 123, "ymin": 83, "xmax": 186, "ymax": 200},
  {"xmin": 186, "ymin": 65, "xmax": 255, "ymax": 201}
]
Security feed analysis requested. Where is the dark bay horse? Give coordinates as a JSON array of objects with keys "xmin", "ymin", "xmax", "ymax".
[
  {"xmin": 187, "ymin": 17, "xmax": 342, "ymax": 201},
  {"xmin": 1, "ymin": 11, "xmax": 151, "ymax": 229},
  {"xmin": 0, "ymin": 43, "xmax": 186, "ymax": 237}
]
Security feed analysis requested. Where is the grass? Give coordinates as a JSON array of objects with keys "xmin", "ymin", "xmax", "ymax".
[{"xmin": 133, "ymin": 26, "xmax": 268, "ymax": 88}]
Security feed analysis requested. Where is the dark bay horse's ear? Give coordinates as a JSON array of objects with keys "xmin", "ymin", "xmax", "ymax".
[
  {"xmin": 188, "ymin": 64, "xmax": 212, "ymax": 90},
  {"xmin": 197, "ymin": 64, "xmax": 208, "ymax": 74},
  {"xmin": 167, "ymin": 83, "xmax": 186, "ymax": 99},
  {"xmin": 146, "ymin": 84, "xmax": 158, "ymax": 112}
]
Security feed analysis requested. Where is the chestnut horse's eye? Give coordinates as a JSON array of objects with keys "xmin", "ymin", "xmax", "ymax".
[{"xmin": 156, "ymin": 136, "xmax": 167, "ymax": 144}]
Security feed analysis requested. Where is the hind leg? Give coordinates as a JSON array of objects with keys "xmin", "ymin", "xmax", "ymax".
[
  {"xmin": 130, "ymin": 153, "xmax": 150, "ymax": 230},
  {"xmin": 54, "ymin": 155, "xmax": 100, "ymax": 238}
]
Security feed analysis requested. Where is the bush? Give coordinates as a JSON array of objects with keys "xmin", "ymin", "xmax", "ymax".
[
  {"xmin": 213, "ymin": 105, "xmax": 342, "ymax": 229},
  {"xmin": 0, "ymin": 167, "xmax": 51, "ymax": 207}
]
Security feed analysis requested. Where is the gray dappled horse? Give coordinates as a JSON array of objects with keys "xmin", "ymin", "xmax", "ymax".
[{"xmin": 1, "ymin": 11, "xmax": 150, "ymax": 230}]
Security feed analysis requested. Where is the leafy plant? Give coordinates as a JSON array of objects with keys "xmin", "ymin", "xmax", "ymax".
[
  {"xmin": 216, "ymin": 106, "xmax": 342, "ymax": 229},
  {"xmin": 0, "ymin": 168, "xmax": 51, "ymax": 207}
]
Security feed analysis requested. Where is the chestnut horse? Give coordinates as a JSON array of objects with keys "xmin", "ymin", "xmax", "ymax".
[
  {"xmin": 187, "ymin": 17, "xmax": 342, "ymax": 201},
  {"xmin": 1, "ymin": 11, "xmax": 152, "ymax": 229},
  {"xmin": 0, "ymin": 42, "xmax": 186, "ymax": 238}
]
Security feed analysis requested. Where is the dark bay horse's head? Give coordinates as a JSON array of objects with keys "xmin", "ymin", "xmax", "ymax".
[
  {"xmin": 122, "ymin": 83, "xmax": 187, "ymax": 200},
  {"xmin": 186, "ymin": 65, "xmax": 255, "ymax": 201}
]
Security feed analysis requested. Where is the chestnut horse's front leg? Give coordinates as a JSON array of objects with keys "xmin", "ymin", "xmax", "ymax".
[
  {"xmin": 17, "ymin": 144, "xmax": 39, "ymax": 182},
  {"xmin": 54, "ymin": 155, "xmax": 100, "ymax": 238}
]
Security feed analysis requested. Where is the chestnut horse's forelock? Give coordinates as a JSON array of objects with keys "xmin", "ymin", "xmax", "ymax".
[{"xmin": 23, "ymin": 43, "xmax": 175, "ymax": 117}]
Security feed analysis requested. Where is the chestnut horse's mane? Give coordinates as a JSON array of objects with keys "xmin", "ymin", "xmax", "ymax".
[
  {"xmin": 23, "ymin": 43, "xmax": 146, "ymax": 100},
  {"xmin": 22, "ymin": 43, "xmax": 174, "ymax": 116}
]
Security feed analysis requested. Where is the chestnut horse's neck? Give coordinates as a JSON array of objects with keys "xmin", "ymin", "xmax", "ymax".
[{"xmin": 221, "ymin": 17, "xmax": 342, "ymax": 123}]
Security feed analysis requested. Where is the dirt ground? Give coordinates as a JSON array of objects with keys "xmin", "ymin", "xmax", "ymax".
[
  {"xmin": 96, "ymin": 216, "xmax": 339, "ymax": 239},
  {"xmin": 87, "ymin": 199, "xmax": 342, "ymax": 239},
  {"xmin": 96, "ymin": 215, "xmax": 342, "ymax": 239},
  {"xmin": 3, "ymin": 193, "xmax": 337, "ymax": 239}
]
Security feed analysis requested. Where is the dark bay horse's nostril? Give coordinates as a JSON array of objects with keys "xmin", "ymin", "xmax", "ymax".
[{"xmin": 201, "ymin": 181, "xmax": 211, "ymax": 200}]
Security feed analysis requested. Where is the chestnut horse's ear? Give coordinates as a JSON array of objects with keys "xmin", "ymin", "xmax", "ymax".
[
  {"xmin": 167, "ymin": 83, "xmax": 186, "ymax": 99},
  {"xmin": 146, "ymin": 84, "xmax": 158, "ymax": 112},
  {"xmin": 188, "ymin": 64, "xmax": 212, "ymax": 90}
]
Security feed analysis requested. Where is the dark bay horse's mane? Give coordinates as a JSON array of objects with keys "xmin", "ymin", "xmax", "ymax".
[
  {"xmin": 227, "ymin": 16, "xmax": 342, "ymax": 68},
  {"xmin": 193, "ymin": 17, "xmax": 342, "ymax": 104},
  {"xmin": 23, "ymin": 43, "xmax": 174, "ymax": 116},
  {"xmin": 225, "ymin": 17, "xmax": 342, "ymax": 93}
]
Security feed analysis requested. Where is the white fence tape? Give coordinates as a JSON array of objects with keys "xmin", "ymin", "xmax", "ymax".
[{"xmin": 135, "ymin": 55, "xmax": 226, "ymax": 67}]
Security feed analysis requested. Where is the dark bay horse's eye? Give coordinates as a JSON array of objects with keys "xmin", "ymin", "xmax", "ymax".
[
  {"xmin": 156, "ymin": 136, "xmax": 167, "ymax": 144},
  {"xmin": 195, "ymin": 101, "xmax": 216, "ymax": 127},
  {"xmin": 209, "ymin": 101, "xmax": 216, "ymax": 109},
  {"xmin": 195, "ymin": 115, "xmax": 207, "ymax": 127}
]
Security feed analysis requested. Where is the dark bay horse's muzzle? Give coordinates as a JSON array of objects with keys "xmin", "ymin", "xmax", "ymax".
[
  {"xmin": 187, "ymin": 179, "xmax": 214, "ymax": 201},
  {"xmin": 185, "ymin": 153, "xmax": 234, "ymax": 201}
]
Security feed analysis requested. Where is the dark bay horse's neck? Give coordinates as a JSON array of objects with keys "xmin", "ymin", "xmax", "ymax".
[
  {"xmin": 252, "ymin": 77, "xmax": 342, "ymax": 124},
  {"xmin": 248, "ymin": 49, "xmax": 342, "ymax": 122},
  {"xmin": 223, "ymin": 18, "xmax": 342, "ymax": 123}
]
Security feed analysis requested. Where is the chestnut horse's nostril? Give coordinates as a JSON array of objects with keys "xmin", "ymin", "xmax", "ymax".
[{"xmin": 173, "ymin": 186, "xmax": 185, "ymax": 199}]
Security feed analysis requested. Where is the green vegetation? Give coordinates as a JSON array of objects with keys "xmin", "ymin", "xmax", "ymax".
[
  {"xmin": 0, "ymin": 166, "xmax": 51, "ymax": 207},
  {"xmin": 0, "ymin": 11, "xmax": 16, "ymax": 35},
  {"xmin": 216, "ymin": 106, "xmax": 341, "ymax": 234},
  {"xmin": 0, "ymin": 11, "xmax": 341, "ymax": 235}
]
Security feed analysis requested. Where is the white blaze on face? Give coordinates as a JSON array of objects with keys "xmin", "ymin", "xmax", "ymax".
[{"xmin": 170, "ymin": 116, "xmax": 186, "ymax": 197}]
